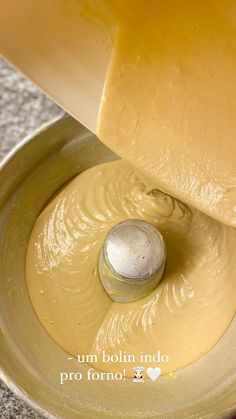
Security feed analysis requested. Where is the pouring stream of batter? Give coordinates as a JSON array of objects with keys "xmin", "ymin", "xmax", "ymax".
[{"xmin": 26, "ymin": 0, "xmax": 236, "ymax": 377}]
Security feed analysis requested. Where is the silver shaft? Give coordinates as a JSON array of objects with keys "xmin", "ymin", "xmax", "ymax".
[{"xmin": 99, "ymin": 219, "xmax": 166, "ymax": 303}]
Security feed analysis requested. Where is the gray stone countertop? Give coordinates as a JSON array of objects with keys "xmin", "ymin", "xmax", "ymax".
[{"xmin": 0, "ymin": 55, "xmax": 64, "ymax": 418}]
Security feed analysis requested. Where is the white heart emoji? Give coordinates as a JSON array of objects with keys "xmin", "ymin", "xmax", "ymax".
[{"xmin": 146, "ymin": 367, "xmax": 161, "ymax": 382}]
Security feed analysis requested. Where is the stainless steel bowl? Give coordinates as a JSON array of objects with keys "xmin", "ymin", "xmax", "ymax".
[{"xmin": 0, "ymin": 115, "xmax": 236, "ymax": 418}]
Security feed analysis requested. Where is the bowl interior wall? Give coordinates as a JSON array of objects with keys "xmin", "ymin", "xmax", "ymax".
[{"xmin": 0, "ymin": 116, "xmax": 235, "ymax": 418}]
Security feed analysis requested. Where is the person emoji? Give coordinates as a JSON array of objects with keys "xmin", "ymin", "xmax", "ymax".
[{"xmin": 133, "ymin": 366, "xmax": 144, "ymax": 382}]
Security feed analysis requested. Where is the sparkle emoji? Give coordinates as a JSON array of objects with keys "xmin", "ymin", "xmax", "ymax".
[{"xmin": 168, "ymin": 371, "xmax": 175, "ymax": 380}]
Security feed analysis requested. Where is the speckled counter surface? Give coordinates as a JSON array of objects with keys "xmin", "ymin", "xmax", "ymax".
[{"xmin": 0, "ymin": 56, "xmax": 64, "ymax": 418}]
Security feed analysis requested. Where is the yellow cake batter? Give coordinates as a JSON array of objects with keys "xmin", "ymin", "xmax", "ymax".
[
  {"xmin": 26, "ymin": 0, "xmax": 236, "ymax": 378},
  {"xmin": 26, "ymin": 160, "xmax": 236, "ymax": 376},
  {"xmin": 96, "ymin": 0, "xmax": 236, "ymax": 227}
]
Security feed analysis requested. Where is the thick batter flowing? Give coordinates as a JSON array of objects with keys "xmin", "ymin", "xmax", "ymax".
[
  {"xmin": 26, "ymin": 160, "xmax": 236, "ymax": 375},
  {"xmin": 27, "ymin": 1, "xmax": 236, "ymax": 376},
  {"xmin": 96, "ymin": 0, "xmax": 236, "ymax": 226}
]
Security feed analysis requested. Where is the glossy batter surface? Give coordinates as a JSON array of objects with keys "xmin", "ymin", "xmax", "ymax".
[
  {"xmin": 26, "ymin": 160, "xmax": 236, "ymax": 375},
  {"xmin": 96, "ymin": 0, "xmax": 236, "ymax": 226}
]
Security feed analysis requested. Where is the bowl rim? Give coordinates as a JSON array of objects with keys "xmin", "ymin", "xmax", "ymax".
[
  {"xmin": 0, "ymin": 114, "xmax": 71, "ymax": 419},
  {"xmin": 1, "ymin": 114, "xmax": 236, "ymax": 419}
]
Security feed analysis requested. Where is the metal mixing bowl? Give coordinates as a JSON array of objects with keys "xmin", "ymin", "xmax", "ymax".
[{"xmin": 0, "ymin": 115, "xmax": 236, "ymax": 418}]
